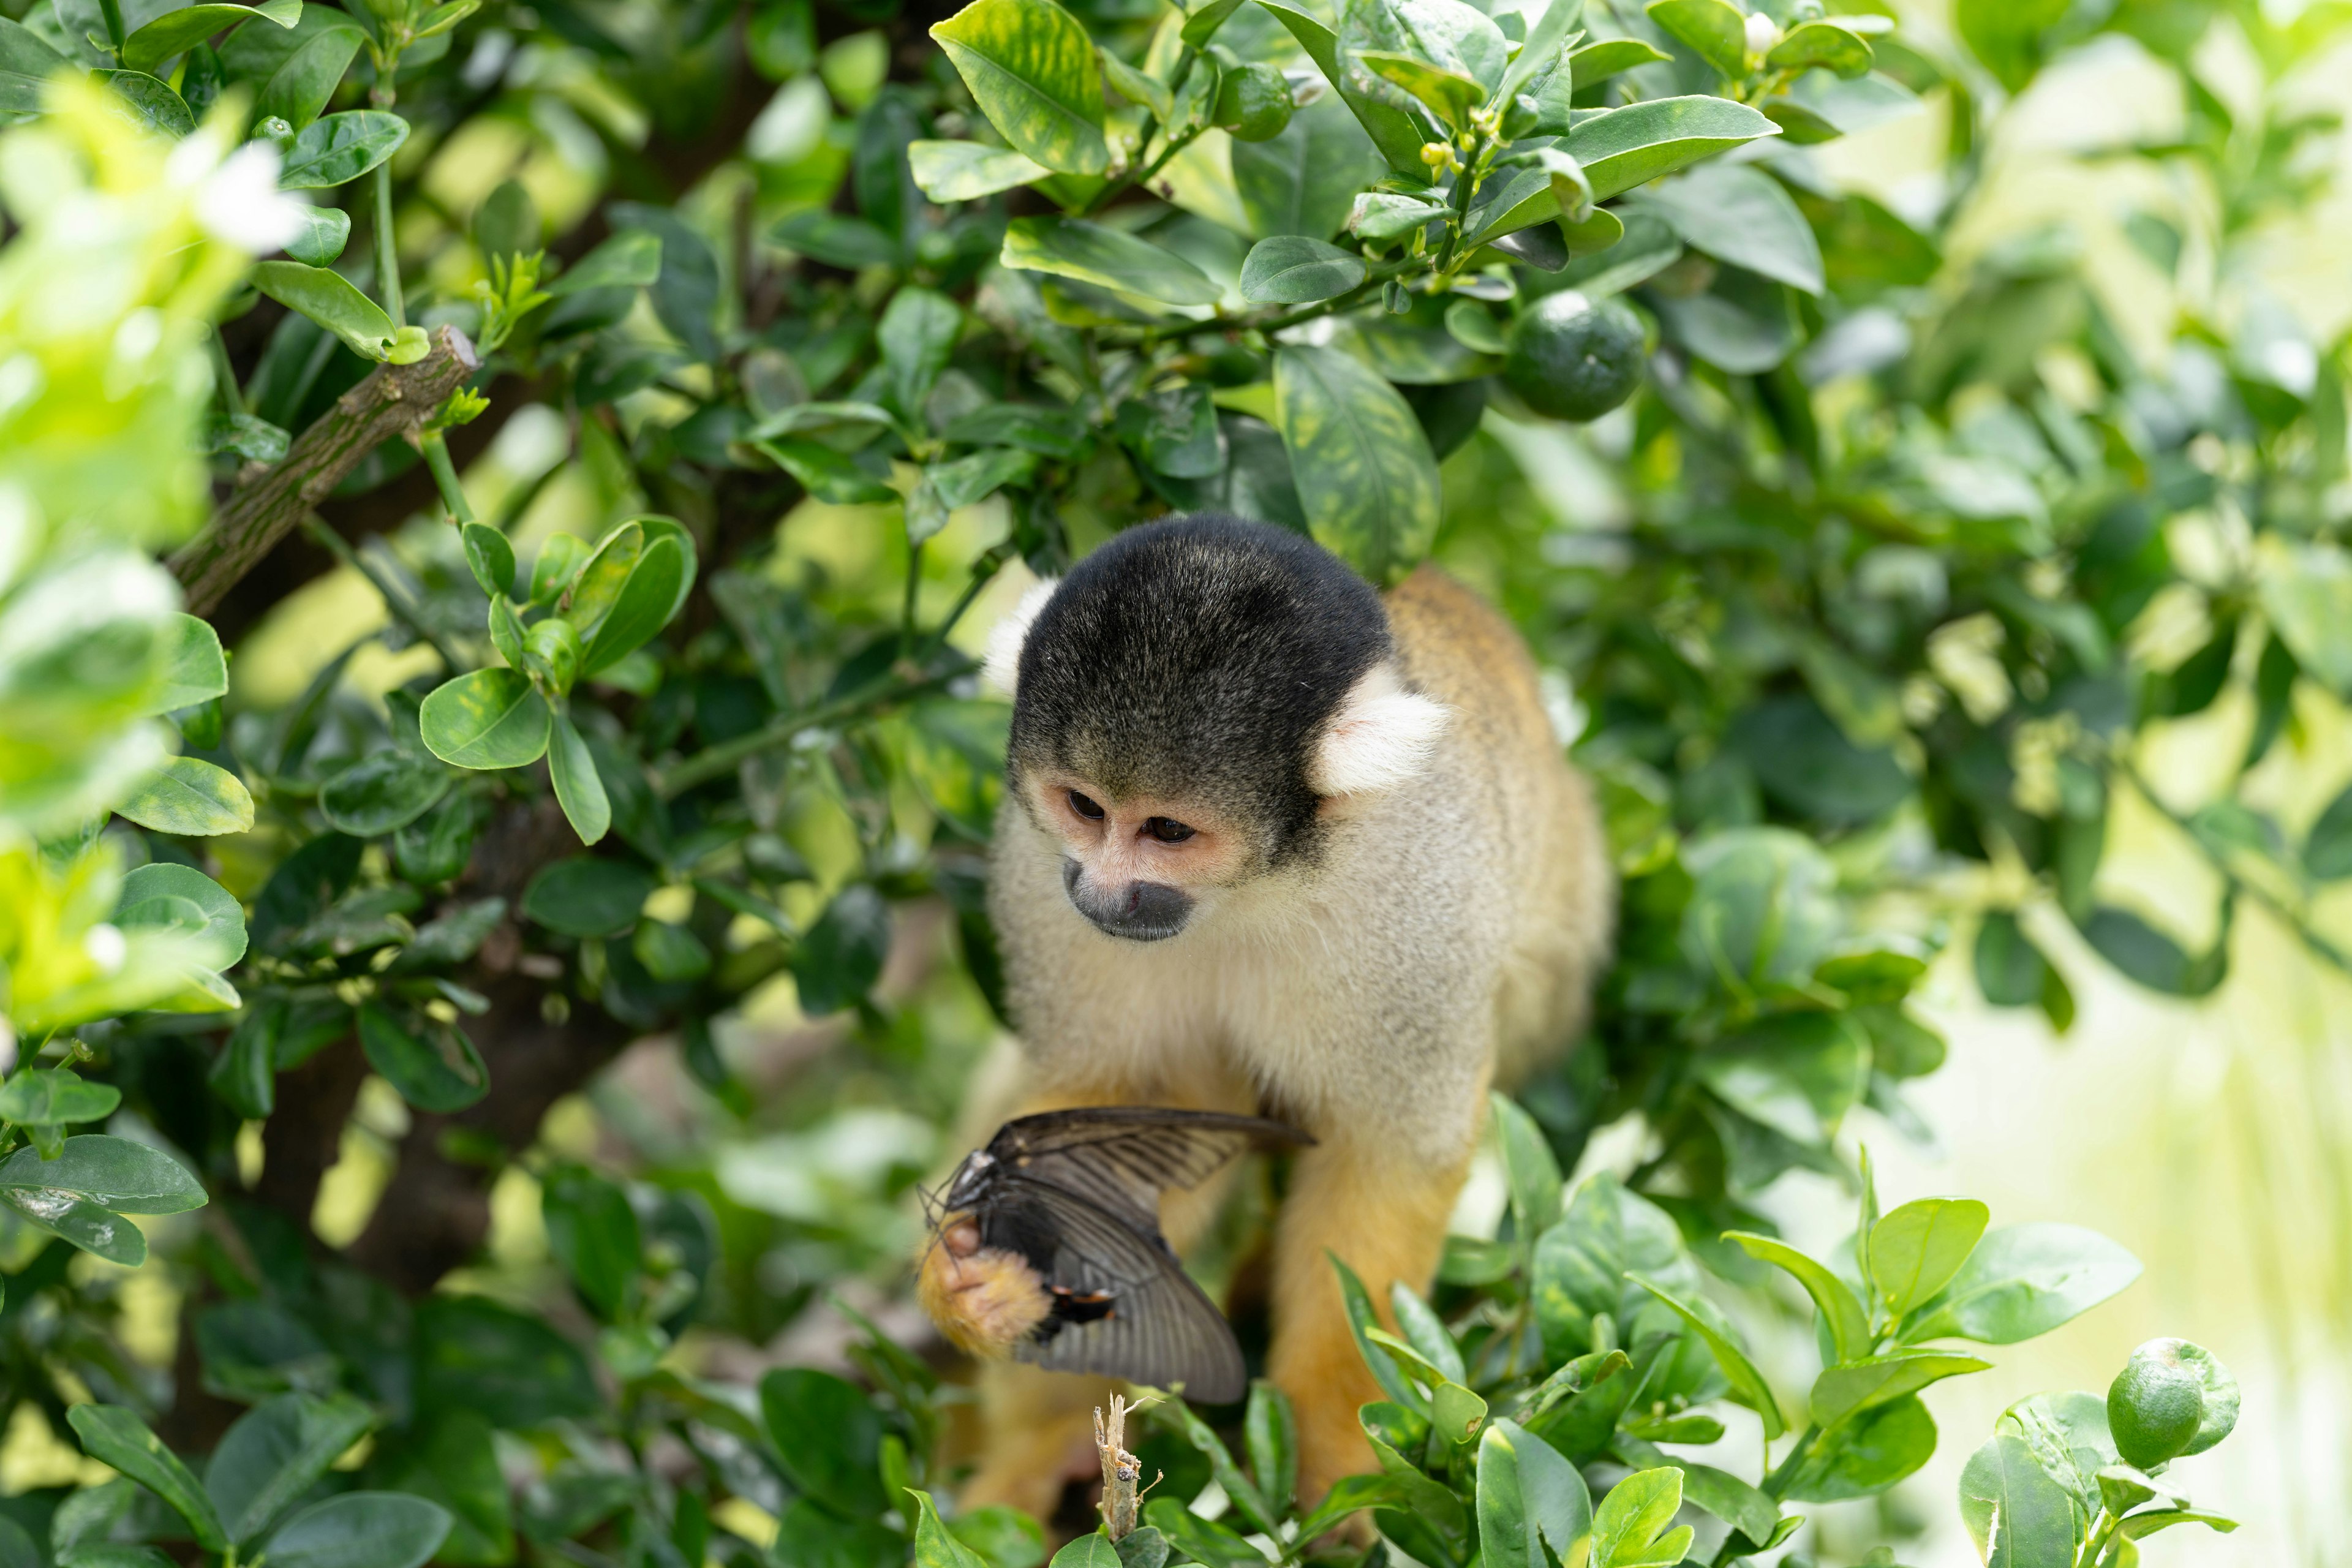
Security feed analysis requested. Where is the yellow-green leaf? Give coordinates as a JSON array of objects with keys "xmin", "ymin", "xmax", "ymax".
[
  {"xmin": 1272, "ymin": 345, "xmax": 1440, "ymax": 584},
  {"xmin": 930, "ymin": 0, "xmax": 1109, "ymax": 175},
  {"xmin": 118, "ymin": 757, "xmax": 255, "ymax": 836}
]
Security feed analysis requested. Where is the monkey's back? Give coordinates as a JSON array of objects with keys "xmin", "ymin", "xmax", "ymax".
[{"xmin": 1383, "ymin": 567, "xmax": 1614, "ymax": 1080}]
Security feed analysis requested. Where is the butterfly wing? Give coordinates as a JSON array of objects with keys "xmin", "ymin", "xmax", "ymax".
[
  {"xmin": 985, "ymin": 1107, "xmax": 1311, "ymax": 1236},
  {"xmin": 988, "ymin": 1173, "xmax": 1248, "ymax": 1403}
]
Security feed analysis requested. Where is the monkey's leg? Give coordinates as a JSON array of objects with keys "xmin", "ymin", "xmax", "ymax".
[
  {"xmin": 952, "ymin": 1080, "xmax": 1252, "ymax": 1518},
  {"xmin": 1266, "ymin": 1136, "xmax": 1468, "ymax": 1506}
]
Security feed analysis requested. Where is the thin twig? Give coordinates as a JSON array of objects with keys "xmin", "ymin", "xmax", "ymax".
[
  {"xmin": 299, "ymin": 515, "xmax": 461, "ymax": 672},
  {"xmin": 654, "ymin": 660, "xmax": 976, "ymax": 796}
]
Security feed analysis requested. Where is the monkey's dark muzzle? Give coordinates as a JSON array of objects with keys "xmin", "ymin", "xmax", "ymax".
[{"xmin": 1063, "ymin": 859, "xmax": 1194, "ymax": 941}]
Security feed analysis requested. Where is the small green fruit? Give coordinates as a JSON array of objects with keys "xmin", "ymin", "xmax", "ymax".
[
  {"xmin": 1215, "ymin": 63, "xmax": 1294, "ymax": 142},
  {"xmin": 2108, "ymin": 1339, "xmax": 2207, "ymax": 1469},
  {"xmin": 1503, "ymin": 290, "xmax": 1646, "ymax": 422}
]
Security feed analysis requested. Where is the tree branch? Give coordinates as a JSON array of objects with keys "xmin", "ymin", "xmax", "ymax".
[{"xmin": 170, "ymin": 325, "xmax": 481, "ymax": 616}]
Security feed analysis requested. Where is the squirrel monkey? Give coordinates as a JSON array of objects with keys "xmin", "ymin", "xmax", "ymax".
[{"xmin": 924, "ymin": 514, "xmax": 1613, "ymax": 1514}]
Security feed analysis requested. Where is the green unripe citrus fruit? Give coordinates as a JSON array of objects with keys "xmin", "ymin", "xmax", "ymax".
[
  {"xmin": 1215, "ymin": 64, "xmax": 1294, "ymax": 142},
  {"xmin": 2107, "ymin": 1338, "xmax": 2206, "ymax": 1469},
  {"xmin": 1503, "ymin": 290, "xmax": 1645, "ymax": 421}
]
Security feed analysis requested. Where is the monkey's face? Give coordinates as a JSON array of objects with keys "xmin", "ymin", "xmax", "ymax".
[{"xmin": 1020, "ymin": 772, "xmax": 1251, "ymax": 941}]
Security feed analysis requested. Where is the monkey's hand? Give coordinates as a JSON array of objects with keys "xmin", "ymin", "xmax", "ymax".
[{"xmin": 916, "ymin": 1216, "xmax": 1051, "ymax": 1358}]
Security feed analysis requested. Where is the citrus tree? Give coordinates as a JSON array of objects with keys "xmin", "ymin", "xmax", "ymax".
[{"xmin": 0, "ymin": 0, "xmax": 2332, "ymax": 1561}]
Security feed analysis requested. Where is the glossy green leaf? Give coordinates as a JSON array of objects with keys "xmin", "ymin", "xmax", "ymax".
[
  {"xmin": 1563, "ymin": 95, "xmax": 1779, "ymax": 202},
  {"xmin": 67, "ymin": 1406, "xmax": 227, "ymax": 1550},
  {"xmin": 545, "ymin": 229, "xmax": 662, "ymax": 298},
  {"xmin": 420, "ymin": 669, "xmax": 554, "ymax": 770},
  {"xmin": 5, "ymin": 1191, "xmax": 145, "ymax": 1263},
  {"xmin": 1001, "ymin": 217, "xmax": 1221, "ymax": 306},
  {"xmin": 1766, "ymin": 21, "xmax": 1871, "ymax": 77},
  {"xmin": 1692, "ymin": 1010, "xmax": 1868, "ymax": 1145},
  {"xmin": 97, "ymin": 72, "xmax": 195, "ymax": 137},
  {"xmin": 1634, "ymin": 161, "xmax": 1822, "ymax": 293},
  {"xmin": 461, "ymin": 523, "xmax": 516, "ymax": 600},
  {"xmin": 413, "ymin": 1294, "xmax": 600, "ymax": 1427},
  {"xmin": 1239, "ymin": 235, "xmax": 1365, "ymax": 303},
  {"xmin": 755, "ymin": 438, "xmax": 899, "ymax": 503},
  {"xmin": 0, "ymin": 20, "xmax": 67, "ymax": 116},
  {"xmin": 1161, "ymin": 1395, "xmax": 1276, "ymax": 1536},
  {"xmin": 249, "ymin": 262, "xmax": 409, "ymax": 360},
  {"xmin": 252, "ymin": 22, "xmax": 364, "ymax": 130},
  {"xmin": 1778, "ymin": 1395, "xmax": 1936, "ymax": 1503},
  {"xmin": 154, "ymin": 612, "xmax": 228, "ymax": 712},
  {"xmin": 121, "ymin": 0, "xmax": 299, "ymax": 73},
  {"xmin": 284, "ymin": 204, "xmax": 350, "ymax": 266},
  {"xmin": 1902, "ymin": 1223, "xmax": 2142, "ymax": 1344},
  {"xmin": 0, "ymin": 1071, "xmax": 120, "ymax": 1129},
  {"xmin": 1495, "ymin": 0, "xmax": 1582, "ymax": 104},
  {"xmin": 1869, "ymin": 1197, "xmax": 1989, "ymax": 1317},
  {"xmin": 358, "ymin": 1005, "xmax": 488, "ymax": 1113},
  {"xmin": 118, "ymin": 756, "xmax": 254, "ymax": 836},
  {"xmin": 1810, "ymin": 1351, "xmax": 1989, "ymax": 1431},
  {"xmin": 907, "ymin": 138, "xmax": 1049, "ymax": 200},
  {"xmin": 1590, "ymin": 1466, "xmax": 1691, "ymax": 1568},
  {"xmin": 881, "ymin": 285, "xmax": 963, "ymax": 416},
  {"xmin": 1232, "ymin": 94, "xmax": 1384, "ymax": 241},
  {"xmin": 208, "ymin": 1393, "xmax": 379, "ymax": 1546},
  {"xmin": 1569, "ymin": 37, "xmax": 1672, "ymax": 85},
  {"xmin": 2117, "ymin": 1510, "xmax": 2239, "ymax": 1541},
  {"xmin": 1139, "ymin": 1501, "xmax": 1259, "ymax": 1568},
  {"xmin": 930, "ymin": 0, "xmax": 1108, "ymax": 175},
  {"xmin": 1493, "ymin": 1090, "xmax": 1565, "ymax": 1245},
  {"xmin": 1646, "ymin": 0, "xmax": 1746, "ymax": 78},
  {"xmin": 277, "ymin": 109, "xmax": 409, "ymax": 189},
  {"xmin": 1258, "ymin": 0, "xmax": 1430, "ymax": 176},
  {"xmin": 1477, "ymin": 1418, "xmax": 1591, "ymax": 1568},
  {"xmin": 1626, "ymin": 1273, "xmax": 1784, "ymax": 1438},
  {"xmin": 1272, "ymin": 344, "xmax": 1439, "ymax": 584},
  {"xmin": 265, "ymin": 1494, "xmax": 453, "ymax": 1568},
  {"xmin": 908, "ymin": 1491, "xmax": 990, "ymax": 1568},
  {"xmin": 1243, "ymin": 1380, "xmax": 1296, "ymax": 1518},
  {"xmin": 548, "ymin": 712, "xmax": 611, "ymax": 846},
  {"xmin": 1723, "ymin": 1232, "xmax": 1869, "ymax": 1363},
  {"xmin": 116, "ymin": 862, "xmax": 247, "ymax": 969},
  {"xmin": 320, "ymin": 751, "xmax": 451, "ymax": 837},
  {"xmin": 1958, "ymin": 1435, "xmax": 2076, "ymax": 1568}
]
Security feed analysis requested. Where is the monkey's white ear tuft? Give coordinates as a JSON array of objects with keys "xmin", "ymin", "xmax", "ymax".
[
  {"xmin": 981, "ymin": 578, "xmax": 1060, "ymax": 697},
  {"xmin": 1311, "ymin": 668, "xmax": 1449, "ymax": 796}
]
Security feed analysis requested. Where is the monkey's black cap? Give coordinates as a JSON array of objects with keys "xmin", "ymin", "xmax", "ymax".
[{"xmin": 1008, "ymin": 514, "xmax": 1393, "ymax": 858}]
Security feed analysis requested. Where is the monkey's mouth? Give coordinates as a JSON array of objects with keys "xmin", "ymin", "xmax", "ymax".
[{"xmin": 1061, "ymin": 860, "xmax": 1194, "ymax": 941}]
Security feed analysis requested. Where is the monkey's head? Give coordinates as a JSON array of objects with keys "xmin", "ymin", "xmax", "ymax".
[{"xmin": 985, "ymin": 515, "xmax": 1447, "ymax": 942}]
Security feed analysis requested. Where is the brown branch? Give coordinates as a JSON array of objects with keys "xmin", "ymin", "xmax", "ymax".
[
  {"xmin": 170, "ymin": 325, "xmax": 481, "ymax": 616},
  {"xmin": 1095, "ymin": 1393, "xmax": 1158, "ymax": 1541}
]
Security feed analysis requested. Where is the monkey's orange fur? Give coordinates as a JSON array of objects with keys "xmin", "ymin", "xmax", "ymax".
[{"xmin": 916, "ymin": 1220, "xmax": 1050, "ymax": 1358}]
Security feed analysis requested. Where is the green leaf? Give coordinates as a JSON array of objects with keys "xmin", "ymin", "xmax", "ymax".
[
  {"xmin": 461, "ymin": 523, "xmax": 516, "ymax": 600},
  {"xmin": 153, "ymin": 612, "xmax": 228, "ymax": 713},
  {"xmin": 320, "ymin": 751, "xmax": 451, "ymax": 837},
  {"xmin": 908, "ymin": 1491, "xmax": 989, "ymax": 1568},
  {"xmin": 1491, "ymin": 1090, "xmax": 1564, "ymax": 1246},
  {"xmin": 1259, "ymin": 0, "xmax": 1430, "ymax": 177},
  {"xmin": 548, "ymin": 712, "xmax": 611, "ymax": 846},
  {"xmin": 762, "ymin": 1370, "xmax": 885, "ymax": 1517},
  {"xmin": 4, "ymin": 1192, "xmax": 145, "ymax": 1264},
  {"xmin": 1239, "ymin": 235, "xmax": 1365, "ymax": 303},
  {"xmin": 1692, "ymin": 1010, "xmax": 1868, "ymax": 1146},
  {"xmin": 1645, "ymin": 0, "xmax": 1746, "ymax": 78},
  {"xmin": 1272, "ymin": 344, "xmax": 1439, "ymax": 585},
  {"xmin": 880, "ymin": 285, "xmax": 963, "ymax": 417},
  {"xmin": 277, "ymin": 108, "xmax": 409, "ymax": 189},
  {"xmin": 1494, "ymin": 0, "xmax": 1581, "ymax": 105},
  {"xmin": 545, "ymin": 229, "xmax": 663, "ymax": 298},
  {"xmin": 1809, "ymin": 1351, "xmax": 1989, "ymax": 1431},
  {"xmin": 420, "ymin": 669, "xmax": 554, "ymax": 770},
  {"xmin": 1563, "ymin": 95, "xmax": 1778, "ymax": 202},
  {"xmin": 118, "ymin": 756, "xmax": 255, "ymax": 836},
  {"xmin": 1779, "ymin": 1397, "xmax": 1935, "ymax": 1503},
  {"xmin": 1766, "ymin": 21, "xmax": 1871, "ymax": 77},
  {"xmin": 208, "ymin": 1393, "xmax": 378, "ymax": 1546},
  {"xmin": 2078, "ymin": 904, "xmax": 2223, "ymax": 997},
  {"xmin": 1161, "ymin": 1398, "xmax": 1277, "ymax": 1536},
  {"xmin": 1901, "ymin": 1223, "xmax": 2141, "ymax": 1344},
  {"xmin": 265, "ymin": 1494, "xmax": 453, "ymax": 1568},
  {"xmin": 1179, "ymin": 0, "xmax": 1245, "ymax": 46},
  {"xmin": 1869, "ymin": 1197, "xmax": 1989, "ymax": 1318},
  {"xmin": 0, "ymin": 1135, "xmax": 205, "ymax": 1213},
  {"xmin": 2117, "ymin": 1510, "xmax": 2239, "ymax": 1541},
  {"xmin": 251, "ymin": 22, "xmax": 364, "ymax": 130},
  {"xmin": 1099, "ymin": 50, "xmax": 1172, "ymax": 119},
  {"xmin": 1954, "ymin": 0, "xmax": 2065, "ymax": 92},
  {"xmin": 284, "ymin": 205, "xmax": 350, "ymax": 266},
  {"xmin": 1567, "ymin": 37, "xmax": 1670, "ymax": 86},
  {"xmin": 521, "ymin": 858, "xmax": 655, "ymax": 938},
  {"xmin": 565, "ymin": 522, "xmax": 644, "ymax": 639},
  {"xmin": 1530, "ymin": 1174, "xmax": 1692, "ymax": 1360},
  {"xmin": 755, "ymin": 438, "xmax": 899, "ymax": 503},
  {"xmin": 67, "ymin": 1406, "xmax": 228, "ymax": 1550},
  {"xmin": 117, "ymin": 862, "xmax": 247, "ymax": 969},
  {"xmin": 1232, "ymin": 94, "xmax": 1383, "ymax": 241},
  {"xmin": 1353, "ymin": 48, "xmax": 1483, "ymax": 127},
  {"xmin": 1139, "ymin": 1501, "xmax": 1261, "ymax": 1568},
  {"xmin": 907, "ymin": 138, "xmax": 1049, "ymax": 200},
  {"xmin": 0, "ymin": 1071, "xmax": 120, "ymax": 1129},
  {"xmin": 1958, "ymin": 1435, "xmax": 2076, "ymax": 1568},
  {"xmin": 1243, "ymin": 1380, "xmax": 1296, "ymax": 1518},
  {"xmin": 581, "ymin": 540, "xmax": 687, "ymax": 674},
  {"xmin": 542, "ymin": 1164, "xmax": 641, "ymax": 1319},
  {"xmin": 358, "ymin": 1005, "xmax": 488, "ymax": 1113},
  {"xmin": 96, "ymin": 72, "xmax": 195, "ymax": 137},
  {"xmin": 930, "ymin": 0, "xmax": 1109, "ymax": 175},
  {"xmin": 121, "ymin": 0, "xmax": 299, "ymax": 73},
  {"xmin": 1722, "ymin": 1232, "xmax": 1868, "ymax": 1364},
  {"xmin": 1001, "ymin": 217, "xmax": 1221, "ymax": 306},
  {"xmin": 1591, "ymin": 1467, "xmax": 1692, "ymax": 1568},
  {"xmin": 1633, "ymin": 162, "xmax": 1822, "ymax": 293},
  {"xmin": 249, "ymin": 261, "xmax": 409, "ymax": 360},
  {"xmin": 1329, "ymin": 1255, "xmax": 1427, "ymax": 1411},
  {"xmin": 1973, "ymin": 910, "xmax": 2050, "ymax": 1006},
  {"xmin": 1625, "ymin": 1273, "xmax": 1784, "ymax": 1439},
  {"xmin": 790, "ymin": 884, "xmax": 892, "ymax": 1016},
  {"xmin": 1047, "ymin": 1537, "xmax": 1118, "ymax": 1568},
  {"xmin": 414, "ymin": 1294, "xmax": 599, "ymax": 1427},
  {"xmin": 1477, "ymin": 1418, "xmax": 1592, "ymax": 1568},
  {"xmin": 0, "ymin": 19, "xmax": 67, "ymax": 116}
]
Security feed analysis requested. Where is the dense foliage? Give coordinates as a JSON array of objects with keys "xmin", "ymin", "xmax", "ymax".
[{"xmin": 0, "ymin": 0, "xmax": 2334, "ymax": 1560}]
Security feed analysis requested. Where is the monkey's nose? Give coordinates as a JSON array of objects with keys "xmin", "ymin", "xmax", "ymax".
[{"xmin": 1062, "ymin": 861, "xmax": 1194, "ymax": 941}]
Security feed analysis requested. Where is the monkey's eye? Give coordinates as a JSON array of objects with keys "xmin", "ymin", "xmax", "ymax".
[
  {"xmin": 1145, "ymin": 816, "xmax": 1196, "ymax": 844},
  {"xmin": 1068, "ymin": 790, "xmax": 1106, "ymax": 821}
]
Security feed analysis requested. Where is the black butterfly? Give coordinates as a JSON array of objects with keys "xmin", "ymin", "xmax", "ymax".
[{"xmin": 932, "ymin": 1106, "xmax": 1312, "ymax": 1403}]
